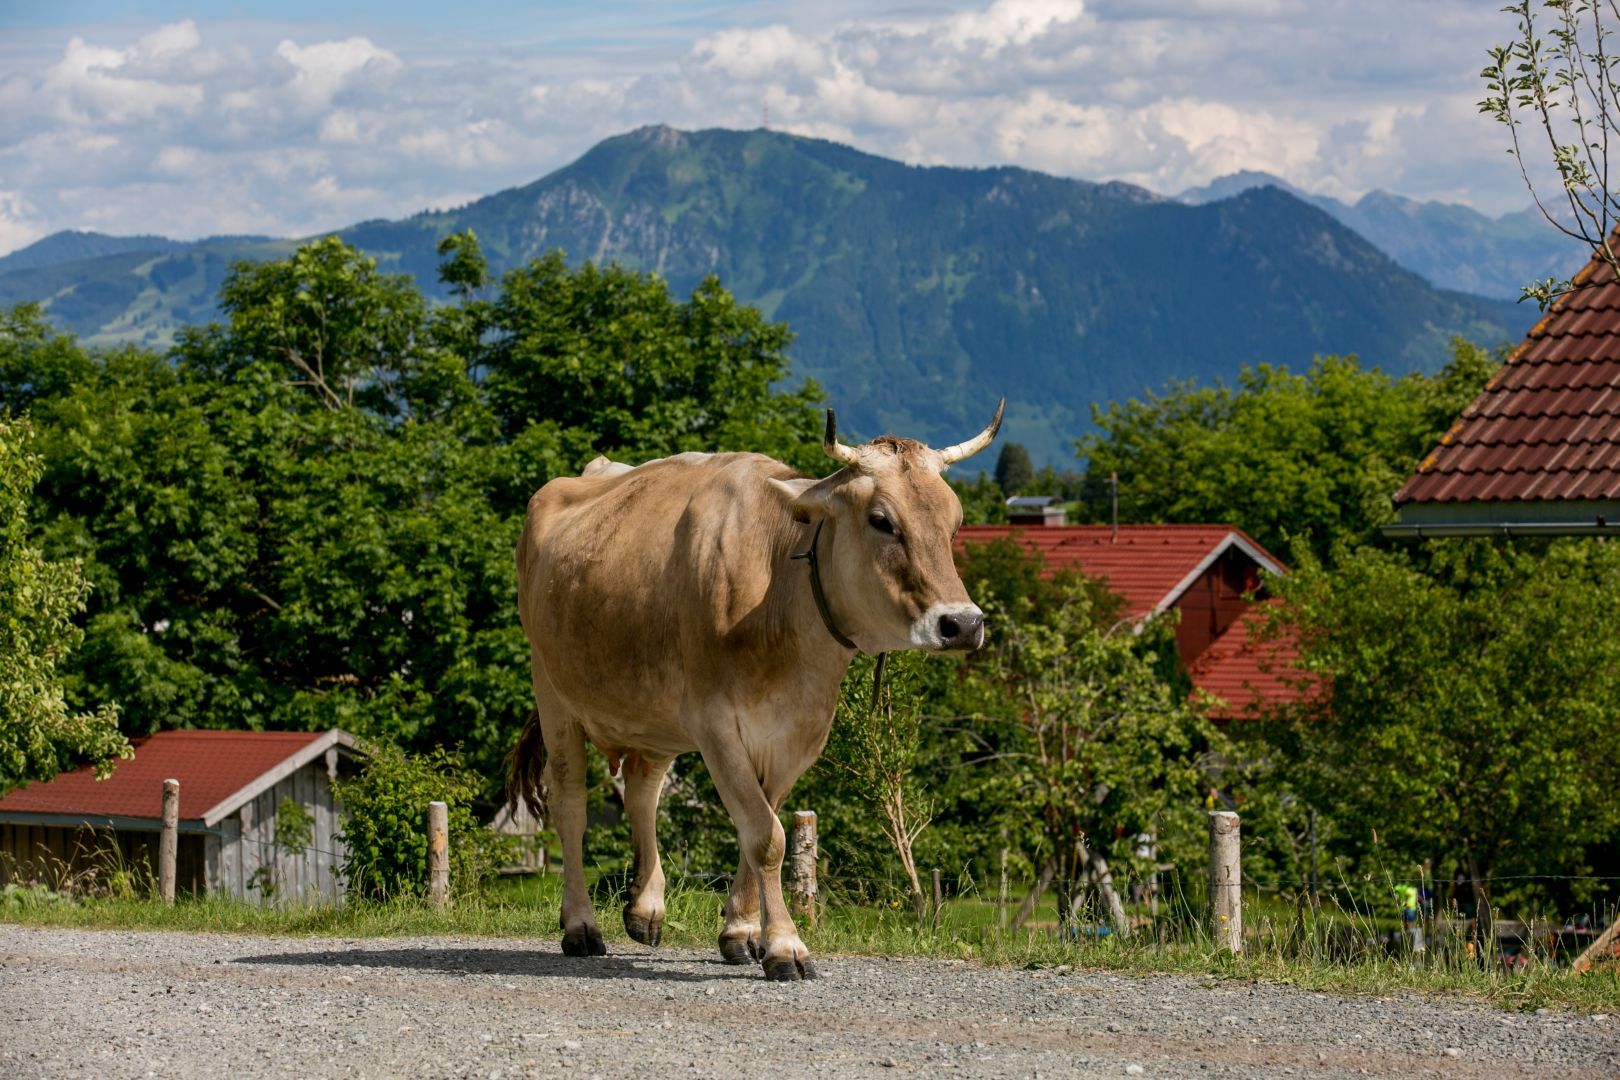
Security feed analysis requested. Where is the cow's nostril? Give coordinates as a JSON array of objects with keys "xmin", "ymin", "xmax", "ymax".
[{"xmin": 938, "ymin": 614, "xmax": 961, "ymax": 641}]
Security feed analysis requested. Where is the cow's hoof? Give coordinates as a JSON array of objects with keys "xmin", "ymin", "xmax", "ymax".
[
  {"xmin": 762, "ymin": 956, "xmax": 805, "ymax": 982},
  {"xmin": 624, "ymin": 909, "xmax": 663, "ymax": 947},
  {"xmin": 562, "ymin": 926, "xmax": 607, "ymax": 957},
  {"xmin": 718, "ymin": 932, "xmax": 758, "ymax": 965}
]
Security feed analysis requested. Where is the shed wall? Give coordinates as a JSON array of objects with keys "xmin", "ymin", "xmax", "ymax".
[
  {"xmin": 219, "ymin": 759, "xmax": 346, "ymax": 906},
  {"xmin": 0, "ymin": 823, "xmax": 205, "ymax": 895}
]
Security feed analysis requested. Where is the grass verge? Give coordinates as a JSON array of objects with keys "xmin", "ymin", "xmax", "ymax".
[{"xmin": 4, "ymin": 874, "xmax": 1618, "ymax": 1014}]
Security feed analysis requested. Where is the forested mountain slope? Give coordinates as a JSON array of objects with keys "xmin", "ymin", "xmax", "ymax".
[{"xmin": 0, "ymin": 126, "xmax": 1523, "ymax": 461}]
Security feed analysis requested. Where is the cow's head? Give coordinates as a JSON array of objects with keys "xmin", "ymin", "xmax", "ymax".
[{"xmin": 775, "ymin": 400, "xmax": 1004, "ymax": 653}]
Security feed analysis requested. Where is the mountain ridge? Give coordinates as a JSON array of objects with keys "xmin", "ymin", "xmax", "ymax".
[
  {"xmin": 0, "ymin": 125, "xmax": 1526, "ymax": 463},
  {"xmin": 1177, "ymin": 170, "xmax": 1579, "ymax": 300}
]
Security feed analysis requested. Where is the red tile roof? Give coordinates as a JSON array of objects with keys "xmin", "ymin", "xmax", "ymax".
[
  {"xmin": 0, "ymin": 730, "xmax": 336, "ymax": 824},
  {"xmin": 1396, "ymin": 250, "xmax": 1620, "ymax": 505},
  {"xmin": 954, "ymin": 524, "xmax": 1283, "ymax": 618},
  {"xmin": 1187, "ymin": 602, "xmax": 1317, "ymax": 721}
]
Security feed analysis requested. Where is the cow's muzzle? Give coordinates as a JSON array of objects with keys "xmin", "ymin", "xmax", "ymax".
[{"xmin": 912, "ymin": 603, "xmax": 986, "ymax": 651}]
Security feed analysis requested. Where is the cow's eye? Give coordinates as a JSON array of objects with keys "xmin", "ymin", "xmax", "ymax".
[{"xmin": 868, "ymin": 512, "xmax": 895, "ymax": 535}]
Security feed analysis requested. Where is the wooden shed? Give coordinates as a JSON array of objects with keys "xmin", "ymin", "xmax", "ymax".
[{"xmin": 0, "ymin": 729, "xmax": 362, "ymax": 905}]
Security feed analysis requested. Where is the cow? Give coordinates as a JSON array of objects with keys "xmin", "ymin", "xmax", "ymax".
[{"xmin": 507, "ymin": 400, "xmax": 1003, "ymax": 980}]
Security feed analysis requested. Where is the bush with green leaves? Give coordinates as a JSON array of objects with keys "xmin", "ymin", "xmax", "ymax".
[
  {"xmin": 334, "ymin": 746, "xmax": 510, "ymax": 902},
  {"xmin": 0, "ymin": 414, "xmax": 128, "ymax": 793}
]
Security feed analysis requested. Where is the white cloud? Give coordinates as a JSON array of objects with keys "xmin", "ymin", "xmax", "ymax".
[
  {"xmin": 274, "ymin": 37, "xmax": 400, "ymax": 109},
  {"xmin": 0, "ymin": 191, "xmax": 44, "ymax": 257},
  {"xmin": 694, "ymin": 26, "xmax": 826, "ymax": 81},
  {"xmin": 134, "ymin": 19, "xmax": 202, "ymax": 60},
  {"xmin": 944, "ymin": 0, "xmax": 1086, "ymax": 50},
  {"xmin": 0, "ymin": 1, "xmax": 1543, "ymax": 257},
  {"xmin": 44, "ymin": 34, "xmax": 204, "ymax": 124}
]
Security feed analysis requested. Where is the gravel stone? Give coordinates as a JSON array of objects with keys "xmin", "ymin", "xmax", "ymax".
[{"xmin": 0, "ymin": 926, "xmax": 1616, "ymax": 1078}]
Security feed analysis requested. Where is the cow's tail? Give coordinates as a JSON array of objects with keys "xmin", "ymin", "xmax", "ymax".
[{"xmin": 504, "ymin": 706, "xmax": 548, "ymax": 820}]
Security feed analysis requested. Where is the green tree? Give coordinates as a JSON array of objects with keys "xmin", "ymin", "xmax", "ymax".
[
  {"xmin": 950, "ymin": 472, "xmax": 1008, "ymax": 525},
  {"xmin": 190, "ymin": 236, "xmax": 431, "ymax": 416},
  {"xmin": 0, "ymin": 417, "xmax": 127, "ymax": 792},
  {"xmin": 958, "ymin": 578, "xmax": 1220, "ymax": 934},
  {"xmin": 823, "ymin": 652, "xmax": 938, "ymax": 920},
  {"xmin": 4, "ymin": 235, "xmax": 837, "ymax": 804},
  {"xmin": 993, "ymin": 441, "xmax": 1035, "ymax": 496},
  {"xmin": 479, "ymin": 253, "xmax": 826, "ymax": 472},
  {"xmin": 1263, "ymin": 539, "xmax": 1620, "ymax": 913},
  {"xmin": 436, "ymin": 229, "xmax": 490, "ymax": 300},
  {"xmin": 1078, "ymin": 344, "xmax": 1498, "ymax": 561}
]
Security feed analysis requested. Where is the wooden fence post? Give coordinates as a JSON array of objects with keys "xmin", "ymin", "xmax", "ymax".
[
  {"xmin": 1572, "ymin": 918, "xmax": 1620, "ymax": 974},
  {"xmin": 998, "ymin": 847, "xmax": 1010, "ymax": 930},
  {"xmin": 427, "ymin": 801, "xmax": 449, "ymax": 908},
  {"xmin": 159, "ymin": 779, "xmax": 179, "ymax": 905},
  {"xmin": 1209, "ymin": 811, "xmax": 1242, "ymax": 953},
  {"xmin": 931, "ymin": 867, "xmax": 944, "ymax": 928},
  {"xmin": 789, "ymin": 810, "xmax": 817, "ymax": 928}
]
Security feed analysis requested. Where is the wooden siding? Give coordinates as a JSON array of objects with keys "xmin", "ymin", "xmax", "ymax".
[
  {"xmin": 1172, "ymin": 548, "xmax": 1265, "ymax": 665},
  {"xmin": 0, "ymin": 823, "xmax": 205, "ymax": 896},
  {"xmin": 224, "ymin": 759, "xmax": 346, "ymax": 906}
]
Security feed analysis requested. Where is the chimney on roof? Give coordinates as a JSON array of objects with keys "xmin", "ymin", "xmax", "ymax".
[
  {"xmin": 1110, "ymin": 472, "xmax": 1119, "ymax": 542},
  {"xmin": 1006, "ymin": 495, "xmax": 1066, "ymax": 527}
]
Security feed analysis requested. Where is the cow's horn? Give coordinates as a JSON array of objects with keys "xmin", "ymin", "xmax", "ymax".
[
  {"xmin": 823, "ymin": 409, "xmax": 862, "ymax": 467},
  {"xmin": 936, "ymin": 398, "xmax": 1006, "ymax": 465}
]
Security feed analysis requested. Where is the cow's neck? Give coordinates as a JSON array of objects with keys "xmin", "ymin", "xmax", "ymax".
[
  {"xmin": 776, "ymin": 520, "xmax": 861, "ymax": 676},
  {"xmin": 790, "ymin": 519, "xmax": 859, "ymax": 649}
]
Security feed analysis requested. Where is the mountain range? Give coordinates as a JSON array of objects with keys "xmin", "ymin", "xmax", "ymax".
[
  {"xmin": 0, "ymin": 126, "xmax": 1540, "ymax": 463},
  {"xmin": 1177, "ymin": 170, "xmax": 1576, "ymax": 302}
]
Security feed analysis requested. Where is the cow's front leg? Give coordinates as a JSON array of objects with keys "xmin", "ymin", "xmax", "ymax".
[
  {"xmin": 546, "ymin": 720, "xmax": 605, "ymax": 957},
  {"xmin": 700, "ymin": 738, "xmax": 815, "ymax": 981},
  {"xmin": 622, "ymin": 755, "xmax": 672, "ymax": 946}
]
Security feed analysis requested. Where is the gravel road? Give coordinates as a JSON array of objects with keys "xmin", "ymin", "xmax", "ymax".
[{"xmin": 1, "ymin": 926, "xmax": 1616, "ymax": 1078}]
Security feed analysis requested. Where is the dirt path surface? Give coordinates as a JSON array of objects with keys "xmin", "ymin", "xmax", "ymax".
[{"xmin": 1, "ymin": 926, "xmax": 1617, "ymax": 1079}]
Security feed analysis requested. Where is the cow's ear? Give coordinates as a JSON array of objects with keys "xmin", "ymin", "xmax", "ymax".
[{"xmin": 769, "ymin": 477, "xmax": 825, "ymax": 523}]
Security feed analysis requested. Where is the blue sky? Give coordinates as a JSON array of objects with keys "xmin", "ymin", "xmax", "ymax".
[{"xmin": 0, "ymin": 1, "xmax": 1537, "ymax": 256}]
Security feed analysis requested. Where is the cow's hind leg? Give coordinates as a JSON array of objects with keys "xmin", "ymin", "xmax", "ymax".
[
  {"xmin": 543, "ymin": 710, "xmax": 605, "ymax": 957},
  {"xmin": 622, "ymin": 755, "xmax": 672, "ymax": 946},
  {"xmin": 718, "ymin": 855, "xmax": 763, "ymax": 964},
  {"xmin": 700, "ymin": 736, "xmax": 815, "ymax": 981}
]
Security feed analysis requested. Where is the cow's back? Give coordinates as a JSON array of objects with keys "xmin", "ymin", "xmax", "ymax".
[{"xmin": 517, "ymin": 451, "xmax": 802, "ymax": 749}]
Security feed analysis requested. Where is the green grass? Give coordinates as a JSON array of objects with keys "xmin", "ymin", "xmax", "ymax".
[{"xmin": 5, "ymin": 873, "xmax": 1618, "ymax": 1014}]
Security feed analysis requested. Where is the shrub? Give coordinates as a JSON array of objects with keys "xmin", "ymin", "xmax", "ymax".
[{"xmin": 334, "ymin": 746, "xmax": 510, "ymax": 902}]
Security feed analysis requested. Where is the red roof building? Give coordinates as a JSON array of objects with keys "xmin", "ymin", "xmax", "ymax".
[
  {"xmin": 0, "ymin": 729, "xmax": 360, "ymax": 904},
  {"xmin": 1391, "ymin": 245, "xmax": 1620, "ymax": 535},
  {"xmin": 955, "ymin": 524, "xmax": 1307, "ymax": 720}
]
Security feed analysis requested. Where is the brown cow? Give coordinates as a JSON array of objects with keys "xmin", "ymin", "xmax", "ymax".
[{"xmin": 508, "ymin": 401, "xmax": 1002, "ymax": 980}]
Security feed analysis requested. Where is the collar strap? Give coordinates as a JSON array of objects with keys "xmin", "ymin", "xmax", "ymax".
[{"xmin": 790, "ymin": 519, "xmax": 858, "ymax": 650}]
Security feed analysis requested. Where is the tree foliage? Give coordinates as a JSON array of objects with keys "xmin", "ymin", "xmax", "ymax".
[
  {"xmin": 952, "ymin": 574, "xmax": 1218, "ymax": 927},
  {"xmin": 1262, "ymin": 539, "xmax": 1620, "ymax": 909},
  {"xmin": 993, "ymin": 442, "xmax": 1035, "ymax": 496},
  {"xmin": 479, "ymin": 253, "xmax": 825, "ymax": 472},
  {"xmin": 823, "ymin": 652, "xmax": 937, "ymax": 920},
  {"xmin": 333, "ymin": 745, "xmax": 510, "ymax": 901},
  {"xmin": 1483, "ymin": 0, "xmax": 1620, "ymax": 306},
  {"xmin": 1, "ymin": 234, "xmax": 826, "ymax": 799},
  {"xmin": 1077, "ymin": 344, "xmax": 1498, "ymax": 562},
  {"xmin": 0, "ymin": 416, "xmax": 128, "ymax": 792}
]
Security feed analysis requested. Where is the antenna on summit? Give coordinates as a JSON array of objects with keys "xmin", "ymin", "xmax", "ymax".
[{"xmin": 761, "ymin": 102, "xmax": 770, "ymax": 130}]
